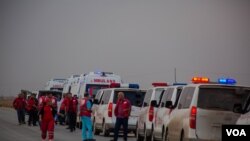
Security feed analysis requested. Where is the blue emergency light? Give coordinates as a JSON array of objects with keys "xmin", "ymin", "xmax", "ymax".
[
  {"xmin": 218, "ymin": 78, "xmax": 236, "ymax": 85},
  {"xmin": 173, "ymin": 83, "xmax": 187, "ymax": 86},
  {"xmin": 128, "ymin": 84, "xmax": 140, "ymax": 89}
]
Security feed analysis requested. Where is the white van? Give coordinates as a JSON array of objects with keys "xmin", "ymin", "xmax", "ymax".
[
  {"xmin": 166, "ymin": 77, "xmax": 250, "ymax": 141},
  {"xmin": 152, "ymin": 85, "xmax": 184, "ymax": 141},
  {"xmin": 44, "ymin": 78, "xmax": 67, "ymax": 91},
  {"xmin": 93, "ymin": 87, "xmax": 145, "ymax": 136},
  {"xmin": 136, "ymin": 83, "xmax": 168, "ymax": 141}
]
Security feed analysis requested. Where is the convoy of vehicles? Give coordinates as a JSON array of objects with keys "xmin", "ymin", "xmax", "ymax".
[{"xmin": 25, "ymin": 72, "xmax": 250, "ymax": 140}]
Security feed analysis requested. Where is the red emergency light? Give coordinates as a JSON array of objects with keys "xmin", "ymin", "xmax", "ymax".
[
  {"xmin": 152, "ymin": 82, "xmax": 168, "ymax": 87},
  {"xmin": 110, "ymin": 83, "xmax": 121, "ymax": 88},
  {"xmin": 192, "ymin": 77, "xmax": 210, "ymax": 84}
]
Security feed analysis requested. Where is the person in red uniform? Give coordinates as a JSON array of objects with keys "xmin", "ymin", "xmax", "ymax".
[
  {"xmin": 58, "ymin": 93, "xmax": 67, "ymax": 125},
  {"xmin": 112, "ymin": 92, "xmax": 131, "ymax": 141},
  {"xmin": 27, "ymin": 94, "xmax": 38, "ymax": 126},
  {"xmin": 13, "ymin": 93, "xmax": 26, "ymax": 125},
  {"xmin": 39, "ymin": 93, "xmax": 57, "ymax": 141},
  {"xmin": 68, "ymin": 94, "xmax": 78, "ymax": 132}
]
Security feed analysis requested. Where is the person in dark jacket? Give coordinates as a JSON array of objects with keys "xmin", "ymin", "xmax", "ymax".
[
  {"xmin": 13, "ymin": 93, "xmax": 26, "ymax": 125},
  {"xmin": 68, "ymin": 94, "xmax": 78, "ymax": 132}
]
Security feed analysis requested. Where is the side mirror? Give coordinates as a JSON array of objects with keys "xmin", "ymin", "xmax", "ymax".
[
  {"xmin": 101, "ymin": 100, "xmax": 104, "ymax": 104},
  {"xmin": 150, "ymin": 100, "xmax": 157, "ymax": 107},
  {"xmin": 165, "ymin": 101, "xmax": 173, "ymax": 109},
  {"xmin": 93, "ymin": 99, "xmax": 99, "ymax": 104},
  {"xmin": 143, "ymin": 102, "xmax": 148, "ymax": 107},
  {"xmin": 233, "ymin": 103, "xmax": 243, "ymax": 114}
]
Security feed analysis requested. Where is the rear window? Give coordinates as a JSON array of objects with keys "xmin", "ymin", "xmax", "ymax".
[
  {"xmin": 198, "ymin": 87, "xmax": 250, "ymax": 111},
  {"xmin": 113, "ymin": 90, "xmax": 145, "ymax": 107}
]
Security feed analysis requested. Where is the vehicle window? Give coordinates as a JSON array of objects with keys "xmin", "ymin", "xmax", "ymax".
[
  {"xmin": 95, "ymin": 90, "xmax": 103, "ymax": 103},
  {"xmin": 173, "ymin": 87, "xmax": 183, "ymax": 107},
  {"xmin": 178, "ymin": 87, "xmax": 195, "ymax": 109},
  {"xmin": 154, "ymin": 88, "xmax": 165, "ymax": 106},
  {"xmin": 143, "ymin": 89, "xmax": 153, "ymax": 107},
  {"xmin": 85, "ymin": 84, "xmax": 109, "ymax": 98},
  {"xmin": 102, "ymin": 90, "xmax": 112, "ymax": 104},
  {"xmin": 198, "ymin": 87, "xmax": 250, "ymax": 111},
  {"xmin": 160, "ymin": 88, "xmax": 174, "ymax": 107},
  {"xmin": 113, "ymin": 90, "xmax": 145, "ymax": 107}
]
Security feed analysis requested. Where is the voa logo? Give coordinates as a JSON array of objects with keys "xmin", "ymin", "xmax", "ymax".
[{"xmin": 226, "ymin": 129, "xmax": 246, "ymax": 137}]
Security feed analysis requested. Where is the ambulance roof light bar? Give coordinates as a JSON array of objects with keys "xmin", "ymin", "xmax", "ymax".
[
  {"xmin": 152, "ymin": 82, "xmax": 168, "ymax": 87},
  {"xmin": 218, "ymin": 78, "xmax": 236, "ymax": 85},
  {"xmin": 192, "ymin": 77, "xmax": 210, "ymax": 84},
  {"xmin": 120, "ymin": 83, "xmax": 140, "ymax": 89},
  {"xmin": 110, "ymin": 83, "xmax": 121, "ymax": 88}
]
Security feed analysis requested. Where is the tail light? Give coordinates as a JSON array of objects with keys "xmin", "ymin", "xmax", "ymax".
[
  {"xmin": 108, "ymin": 103, "xmax": 113, "ymax": 117},
  {"xmin": 190, "ymin": 106, "xmax": 197, "ymax": 129},
  {"xmin": 149, "ymin": 106, "xmax": 154, "ymax": 122}
]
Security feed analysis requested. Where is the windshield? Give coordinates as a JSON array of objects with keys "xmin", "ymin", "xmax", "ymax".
[
  {"xmin": 113, "ymin": 90, "xmax": 145, "ymax": 107},
  {"xmin": 86, "ymin": 84, "xmax": 109, "ymax": 97},
  {"xmin": 198, "ymin": 86, "xmax": 250, "ymax": 111}
]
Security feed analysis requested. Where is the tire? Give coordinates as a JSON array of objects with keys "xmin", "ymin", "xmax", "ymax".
[
  {"xmin": 163, "ymin": 128, "xmax": 169, "ymax": 141},
  {"xmin": 102, "ymin": 122, "xmax": 109, "ymax": 137},
  {"xmin": 93, "ymin": 122, "xmax": 100, "ymax": 135},
  {"xmin": 144, "ymin": 127, "xmax": 152, "ymax": 141},
  {"xmin": 136, "ymin": 124, "xmax": 144, "ymax": 141},
  {"xmin": 180, "ymin": 131, "xmax": 184, "ymax": 141}
]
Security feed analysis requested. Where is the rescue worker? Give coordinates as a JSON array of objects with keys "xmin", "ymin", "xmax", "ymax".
[
  {"xmin": 13, "ymin": 93, "xmax": 26, "ymax": 125},
  {"xmin": 80, "ymin": 92, "xmax": 94, "ymax": 141},
  {"xmin": 112, "ymin": 92, "xmax": 131, "ymax": 141},
  {"xmin": 58, "ymin": 93, "xmax": 67, "ymax": 125},
  {"xmin": 27, "ymin": 94, "xmax": 38, "ymax": 126},
  {"xmin": 39, "ymin": 93, "xmax": 57, "ymax": 141},
  {"xmin": 68, "ymin": 94, "xmax": 78, "ymax": 132}
]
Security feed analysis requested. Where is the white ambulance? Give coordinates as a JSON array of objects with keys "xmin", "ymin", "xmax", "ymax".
[
  {"xmin": 62, "ymin": 74, "xmax": 80, "ymax": 94},
  {"xmin": 166, "ymin": 77, "xmax": 250, "ymax": 141},
  {"xmin": 74, "ymin": 71, "xmax": 122, "ymax": 127},
  {"xmin": 136, "ymin": 83, "xmax": 168, "ymax": 141},
  {"xmin": 70, "ymin": 71, "xmax": 122, "ymax": 98},
  {"xmin": 152, "ymin": 85, "xmax": 185, "ymax": 141},
  {"xmin": 93, "ymin": 84, "xmax": 145, "ymax": 136},
  {"xmin": 44, "ymin": 78, "xmax": 67, "ymax": 91}
]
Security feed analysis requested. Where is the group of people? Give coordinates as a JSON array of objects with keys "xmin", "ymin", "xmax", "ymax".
[
  {"xmin": 13, "ymin": 91, "xmax": 132, "ymax": 141},
  {"xmin": 13, "ymin": 93, "xmax": 38, "ymax": 126}
]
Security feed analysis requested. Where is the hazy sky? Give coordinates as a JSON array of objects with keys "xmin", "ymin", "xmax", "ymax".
[{"xmin": 1, "ymin": 0, "xmax": 250, "ymax": 96}]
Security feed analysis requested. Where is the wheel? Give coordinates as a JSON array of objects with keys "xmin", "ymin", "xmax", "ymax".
[
  {"xmin": 180, "ymin": 131, "xmax": 184, "ymax": 141},
  {"xmin": 102, "ymin": 122, "xmax": 109, "ymax": 137},
  {"xmin": 151, "ymin": 128, "xmax": 155, "ymax": 141},
  {"xmin": 93, "ymin": 122, "xmax": 100, "ymax": 135},
  {"xmin": 163, "ymin": 128, "xmax": 169, "ymax": 141},
  {"xmin": 144, "ymin": 127, "xmax": 152, "ymax": 141},
  {"xmin": 136, "ymin": 124, "xmax": 144, "ymax": 141}
]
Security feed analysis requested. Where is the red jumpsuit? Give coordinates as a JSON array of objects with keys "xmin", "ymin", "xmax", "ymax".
[{"xmin": 39, "ymin": 96, "xmax": 57, "ymax": 141}]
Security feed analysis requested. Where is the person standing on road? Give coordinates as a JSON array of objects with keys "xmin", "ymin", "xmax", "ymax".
[
  {"xmin": 111, "ymin": 92, "xmax": 131, "ymax": 141},
  {"xmin": 80, "ymin": 92, "xmax": 94, "ymax": 141},
  {"xmin": 13, "ymin": 93, "xmax": 26, "ymax": 125},
  {"xmin": 27, "ymin": 94, "xmax": 38, "ymax": 126},
  {"xmin": 68, "ymin": 94, "xmax": 78, "ymax": 132},
  {"xmin": 39, "ymin": 93, "xmax": 57, "ymax": 141},
  {"xmin": 58, "ymin": 93, "xmax": 67, "ymax": 125}
]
